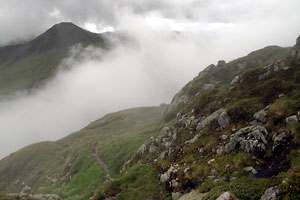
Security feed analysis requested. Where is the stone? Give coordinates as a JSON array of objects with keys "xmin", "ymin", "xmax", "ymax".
[
  {"xmin": 230, "ymin": 76, "xmax": 240, "ymax": 86},
  {"xmin": 196, "ymin": 109, "xmax": 229, "ymax": 131},
  {"xmin": 149, "ymin": 144, "xmax": 157, "ymax": 154},
  {"xmin": 158, "ymin": 151, "xmax": 168, "ymax": 160},
  {"xmin": 185, "ymin": 134, "xmax": 202, "ymax": 145},
  {"xmin": 260, "ymin": 186, "xmax": 279, "ymax": 200},
  {"xmin": 221, "ymin": 135, "xmax": 228, "ymax": 140},
  {"xmin": 171, "ymin": 179, "xmax": 179, "ymax": 188},
  {"xmin": 296, "ymin": 35, "xmax": 300, "ymax": 47},
  {"xmin": 244, "ymin": 166, "xmax": 258, "ymax": 174},
  {"xmin": 224, "ymin": 125, "xmax": 268, "ymax": 154},
  {"xmin": 172, "ymin": 192, "xmax": 182, "ymax": 200},
  {"xmin": 137, "ymin": 144, "xmax": 147, "ymax": 155},
  {"xmin": 258, "ymin": 70, "xmax": 272, "ymax": 80},
  {"xmin": 160, "ymin": 166, "xmax": 177, "ymax": 183},
  {"xmin": 253, "ymin": 108, "xmax": 268, "ymax": 123},
  {"xmin": 286, "ymin": 115, "xmax": 298, "ymax": 124},
  {"xmin": 216, "ymin": 192, "xmax": 239, "ymax": 200},
  {"xmin": 208, "ymin": 159, "xmax": 215, "ymax": 165},
  {"xmin": 218, "ymin": 60, "xmax": 226, "ymax": 67},
  {"xmin": 272, "ymin": 132, "xmax": 287, "ymax": 151},
  {"xmin": 218, "ymin": 111, "xmax": 230, "ymax": 127},
  {"xmin": 178, "ymin": 190, "xmax": 207, "ymax": 200}
]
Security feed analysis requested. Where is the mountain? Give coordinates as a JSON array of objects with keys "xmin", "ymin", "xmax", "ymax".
[
  {"xmin": 0, "ymin": 22, "xmax": 110, "ymax": 96},
  {"xmin": 0, "ymin": 28, "xmax": 300, "ymax": 200}
]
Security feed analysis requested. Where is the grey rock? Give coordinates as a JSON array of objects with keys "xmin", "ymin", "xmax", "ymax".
[
  {"xmin": 149, "ymin": 144, "xmax": 157, "ymax": 154},
  {"xmin": 230, "ymin": 76, "xmax": 240, "ymax": 86},
  {"xmin": 253, "ymin": 108, "xmax": 268, "ymax": 123},
  {"xmin": 196, "ymin": 109, "xmax": 229, "ymax": 131},
  {"xmin": 137, "ymin": 144, "xmax": 147, "ymax": 155},
  {"xmin": 158, "ymin": 151, "xmax": 168, "ymax": 160},
  {"xmin": 216, "ymin": 192, "xmax": 239, "ymax": 200},
  {"xmin": 244, "ymin": 166, "xmax": 258, "ymax": 174},
  {"xmin": 178, "ymin": 190, "xmax": 207, "ymax": 200},
  {"xmin": 221, "ymin": 135, "xmax": 228, "ymax": 140},
  {"xmin": 160, "ymin": 166, "xmax": 177, "ymax": 183},
  {"xmin": 260, "ymin": 186, "xmax": 279, "ymax": 200},
  {"xmin": 185, "ymin": 133, "xmax": 202, "ymax": 145},
  {"xmin": 208, "ymin": 159, "xmax": 215, "ymax": 165},
  {"xmin": 272, "ymin": 132, "xmax": 287, "ymax": 151},
  {"xmin": 286, "ymin": 115, "xmax": 298, "ymax": 124},
  {"xmin": 296, "ymin": 35, "xmax": 300, "ymax": 47},
  {"xmin": 258, "ymin": 70, "xmax": 272, "ymax": 80}
]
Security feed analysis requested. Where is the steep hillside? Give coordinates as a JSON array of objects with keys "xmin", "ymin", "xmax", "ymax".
[
  {"xmin": 0, "ymin": 22, "xmax": 111, "ymax": 96},
  {"xmin": 0, "ymin": 105, "xmax": 168, "ymax": 200},
  {"xmin": 97, "ymin": 36, "xmax": 300, "ymax": 200}
]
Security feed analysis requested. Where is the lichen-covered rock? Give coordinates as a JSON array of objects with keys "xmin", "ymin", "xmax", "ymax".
[
  {"xmin": 272, "ymin": 132, "xmax": 287, "ymax": 151},
  {"xmin": 223, "ymin": 125, "xmax": 268, "ymax": 154},
  {"xmin": 286, "ymin": 115, "xmax": 298, "ymax": 124},
  {"xmin": 260, "ymin": 186, "xmax": 279, "ymax": 200},
  {"xmin": 216, "ymin": 192, "xmax": 239, "ymax": 200},
  {"xmin": 244, "ymin": 166, "xmax": 258, "ymax": 174},
  {"xmin": 149, "ymin": 144, "xmax": 157, "ymax": 154}
]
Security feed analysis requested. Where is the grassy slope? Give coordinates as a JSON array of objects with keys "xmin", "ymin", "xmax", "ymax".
[{"xmin": 0, "ymin": 105, "xmax": 167, "ymax": 200}]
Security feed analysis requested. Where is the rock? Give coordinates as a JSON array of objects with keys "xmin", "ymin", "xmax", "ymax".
[
  {"xmin": 137, "ymin": 144, "xmax": 147, "ymax": 155},
  {"xmin": 272, "ymin": 132, "xmax": 287, "ymax": 151},
  {"xmin": 260, "ymin": 186, "xmax": 279, "ymax": 200},
  {"xmin": 203, "ymin": 83, "xmax": 215, "ymax": 90},
  {"xmin": 185, "ymin": 134, "xmax": 202, "ymax": 145},
  {"xmin": 286, "ymin": 115, "xmax": 298, "ymax": 124},
  {"xmin": 244, "ymin": 166, "xmax": 258, "ymax": 174},
  {"xmin": 23, "ymin": 185, "xmax": 31, "ymax": 192},
  {"xmin": 160, "ymin": 166, "xmax": 177, "ymax": 183},
  {"xmin": 171, "ymin": 179, "xmax": 179, "ymax": 188},
  {"xmin": 172, "ymin": 192, "xmax": 182, "ymax": 200},
  {"xmin": 221, "ymin": 135, "xmax": 228, "ymax": 140},
  {"xmin": 230, "ymin": 76, "xmax": 240, "ymax": 86},
  {"xmin": 258, "ymin": 70, "xmax": 272, "ymax": 80},
  {"xmin": 208, "ymin": 159, "xmax": 215, "ymax": 165},
  {"xmin": 216, "ymin": 192, "xmax": 239, "ymax": 200},
  {"xmin": 149, "ymin": 144, "xmax": 157, "ymax": 154},
  {"xmin": 196, "ymin": 109, "xmax": 229, "ymax": 131},
  {"xmin": 253, "ymin": 108, "xmax": 268, "ymax": 123},
  {"xmin": 161, "ymin": 126, "xmax": 171, "ymax": 135},
  {"xmin": 224, "ymin": 125, "xmax": 268, "ymax": 154},
  {"xmin": 178, "ymin": 190, "xmax": 207, "ymax": 200},
  {"xmin": 218, "ymin": 111, "xmax": 230, "ymax": 127},
  {"xmin": 158, "ymin": 151, "xmax": 168, "ymax": 160},
  {"xmin": 218, "ymin": 60, "xmax": 226, "ymax": 67}
]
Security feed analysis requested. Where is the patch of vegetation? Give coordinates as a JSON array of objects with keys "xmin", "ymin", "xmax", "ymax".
[{"xmin": 96, "ymin": 164, "xmax": 170, "ymax": 200}]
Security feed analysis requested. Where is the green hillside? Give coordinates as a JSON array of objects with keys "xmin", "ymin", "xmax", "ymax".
[{"xmin": 0, "ymin": 105, "xmax": 168, "ymax": 200}]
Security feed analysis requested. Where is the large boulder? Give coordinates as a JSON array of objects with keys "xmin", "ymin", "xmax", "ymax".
[
  {"xmin": 260, "ymin": 186, "xmax": 279, "ymax": 200},
  {"xmin": 216, "ymin": 192, "xmax": 239, "ymax": 200}
]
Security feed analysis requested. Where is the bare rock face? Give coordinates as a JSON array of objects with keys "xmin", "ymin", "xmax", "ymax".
[
  {"xmin": 216, "ymin": 192, "xmax": 239, "ymax": 200},
  {"xmin": 196, "ymin": 109, "xmax": 230, "ymax": 131}
]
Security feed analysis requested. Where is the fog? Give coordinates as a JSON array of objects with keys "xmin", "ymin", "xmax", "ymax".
[{"xmin": 1, "ymin": 2, "xmax": 300, "ymax": 158}]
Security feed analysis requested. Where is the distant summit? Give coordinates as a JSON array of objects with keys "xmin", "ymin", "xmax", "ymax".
[{"xmin": 0, "ymin": 22, "xmax": 106, "ymax": 64}]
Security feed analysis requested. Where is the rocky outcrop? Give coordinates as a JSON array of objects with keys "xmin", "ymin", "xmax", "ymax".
[
  {"xmin": 217, "ymin": 125, "xmax": 268, "ymax": 155},
  {"xmin": 258, "ymin": 60, "xmax": 286, "ymax": 80},
  {"xmin": 218, "ymin": 60, "xmax": 226, "ymax": 67},
  {"xmin": 216, "ymin": 192, "xmax": 239, "ymax": 200},
  {"xmin": 260, "ymin": 186, "xmax": 279, "ymax": 200},
  {"xmin": 196, "ymin": 109, "xmax": 230, "ymax": 131},
  {"xmin": 185, "ymin": 134, "xmax": 202, "ymax": 145},
  {"xmin": 160, "ymin": 166, "xmax": 178, "ymax": 183}
]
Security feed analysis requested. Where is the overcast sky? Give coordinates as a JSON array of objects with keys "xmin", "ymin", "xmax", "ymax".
[{"xmin": 1, "ymin": 0, "xmax": 300, "ymax": 158}]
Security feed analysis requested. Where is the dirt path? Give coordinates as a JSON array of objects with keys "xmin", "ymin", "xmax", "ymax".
[{"xmin": 92, "ymin": 142, "xmax": 111, "ymax": 183}]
